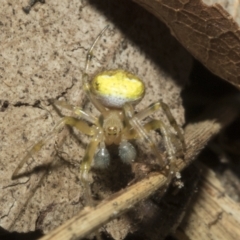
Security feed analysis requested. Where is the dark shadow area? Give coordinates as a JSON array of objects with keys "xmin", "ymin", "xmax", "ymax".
[
  {"xmin": 194, "ymin": 110, "xmax": 240, "ymax": 181},
  {"xmin": 11, "ymin": 163, "xmax": 52, "ymax": 180},
  {"xmin": 179, "ymin": 60, "xmax": 240, "ymax": 237},
  {"xmin": 0, "ymin": 226, "xmax": 43, "ymax": 240},
  {"xmin": 92, "ymin": 145, "xmax": 134, "ymax": 193},
  {"xmin": 181, "ymin": 60, "xmax": 239, "ymax": 123},
  {"xmin": 11, "ymin": 153, "xmax": 76, "ymax": 180},
  {"xmin": 182, "ymin": 59, "xmax": 240, "ymax": 180},
  {"xmin": 124, "ymin": 164, "xmax": 200, "ymax": 240},
  {"xmin": 88, "ymin": 0, "xmax": 190, "ymax": 87}
]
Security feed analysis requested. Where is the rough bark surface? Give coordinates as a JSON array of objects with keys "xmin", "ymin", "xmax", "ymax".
[{"xmin": 0, "ymin": 1, "xmax": 192, "ymax": 239}]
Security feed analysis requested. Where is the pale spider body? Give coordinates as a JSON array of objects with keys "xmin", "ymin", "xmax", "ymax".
[{"xmin": 12, "ymin": 26, "xmax": 185, "ymax": 204}]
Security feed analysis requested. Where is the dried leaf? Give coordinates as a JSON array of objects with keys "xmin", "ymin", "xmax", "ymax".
[{"xmin": 134, "ymin": 0, "xmax": 240, "ymax": 89}]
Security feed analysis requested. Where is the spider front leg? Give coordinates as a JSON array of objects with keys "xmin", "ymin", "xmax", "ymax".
[
  {"xmin": 124, "ymin": 103, "xmax": 183, "ymax": 187},
  {"xmin": 144, "ymin": 120, "xmax": 182, "ymax": 186},
  {"xmin": 123, "ymin": 103, "xmax": 165, "ymax": 167},
  {"xmin": 51, "ymin": 99, "xmax": 97, "ymax": 124},
  {"xmin": 12, "ymin": 116, "xmax": 94, "ymax": 179},
  {"xmin": 135, "ymin": 100, "xmax": 186, "ymax": 151}
]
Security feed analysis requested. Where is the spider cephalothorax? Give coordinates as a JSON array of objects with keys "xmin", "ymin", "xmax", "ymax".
[{"xmin": 103, "ymin": 112, "xmax": 123, "ymax": 142}]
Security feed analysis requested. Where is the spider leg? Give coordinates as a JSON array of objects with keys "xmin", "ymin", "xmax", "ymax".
[
  {"xmin": 135, "ymin": 100, "xmax": 186, "ymax": 151},
  {"xmin": 12, "ymin": 116, "xmax": 94, "ymax": 179},
  {"xmin": 79, "ymin": 127, "xmax": 104, "ymax": 205},
  {"xmin": 124, "ymin": 105, "xmax": 181, "ymax": 186},
  {"xmin": 82, "ymin": 26, "xmax": 109, "ymax": 116},
  {"xmin": 123, "ymin": 103, "xmax": 165, "ymax": 166},
  {"xmin": 51, "ymin": 99, "xmax": 97, "ymax": 124},
  {"xmin": 144, "ymin": 119, "xmax": 181, "ymax": 186},
  {"xmin": 84, "ymin": 25, "xmax": 109, "ymax": 73}
]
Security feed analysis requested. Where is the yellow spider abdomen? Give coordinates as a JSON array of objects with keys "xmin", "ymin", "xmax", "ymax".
[{"xmin": 91, "ymin": 69, "xmax": 145, "ymax": 108}]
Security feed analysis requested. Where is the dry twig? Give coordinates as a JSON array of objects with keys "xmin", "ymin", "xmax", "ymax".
[{"xmin": 176, "ymin": 164, "xmax": 240, "ymax": 240}]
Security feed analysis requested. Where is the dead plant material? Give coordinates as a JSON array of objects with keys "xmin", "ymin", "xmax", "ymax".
[
  {"xmin": 134, "ymin": 0, "xmax": 240, "ymax": 89},
  {"xmin": 176, "ymin": 164, "xmax": 240, "ymax": 240},
  {"xmin": 40, "ymin": 97, "xmax": 240, "ymax": 240}
]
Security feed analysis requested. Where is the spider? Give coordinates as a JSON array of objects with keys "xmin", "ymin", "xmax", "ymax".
[{"xmin": 12, "ymin": 26, "xmax": 186, "ymax": 204}]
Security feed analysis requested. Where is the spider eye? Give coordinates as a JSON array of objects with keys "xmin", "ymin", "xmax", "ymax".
[{"xmin": 107, "ymin": 126, "xmax": 118, "ymax": 135}]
